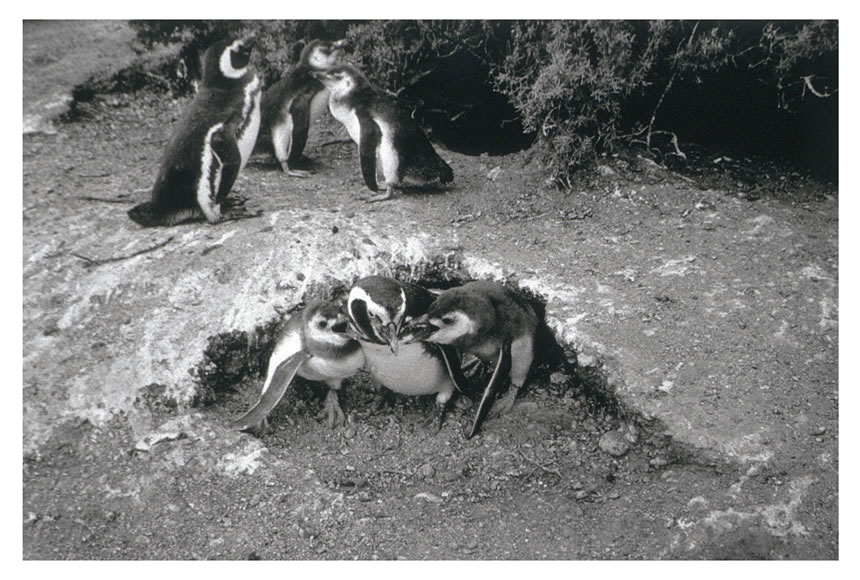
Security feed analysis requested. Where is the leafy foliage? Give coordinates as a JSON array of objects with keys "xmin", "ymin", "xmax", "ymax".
[{"xmin": 128, "ymin": 19, "xmax": 838, "ymax": 184}]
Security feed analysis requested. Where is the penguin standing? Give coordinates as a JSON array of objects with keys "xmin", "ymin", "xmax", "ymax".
[
  {"xmin": 128, "ymin": 36, "xmax": 262, "ymax": 227},
  {"xmin": 231, "ymin": 300, "xmax": 365, "ymax": 436},
  {"xmin": 402, "ymin": 280, "xmax": 539, "ymax": 438},
  {"xmin": 346, "ymin": 276, "xmax": 465, "ymax": 429},
  {"xmin": 312, "ymin": 64, "xmax": 454, "ymax": 202},
  {"xmin": 256, "ymin": 39, "xmax": 349, "ymax": 177}
]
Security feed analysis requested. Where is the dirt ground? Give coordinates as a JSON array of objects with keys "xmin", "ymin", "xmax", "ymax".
[{"xmin": 21, "ymin": 21, "xmax": 839, "ymax": 561}]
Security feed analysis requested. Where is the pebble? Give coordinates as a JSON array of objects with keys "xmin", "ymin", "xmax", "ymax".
[
  {"xmin": 810, "ymin": 426, "xmax": 827, "ymax": 436},
  {"xmin": 343, "ymin": 426, "xmax": 357, "ymax": 439},
  {"xmin": 419, "ymin": 464, "xmax": 435, "ymax": 479},
  {"xmin": 414, "ymin": 492, "xmax": 443, "ymax": 504},
  {"xmin": 649, "ymin": 456, "xmax": 669, "ymax": 468},
  {"xmin": 598, "ymin": 430, "xmax": 630, "ymax": 457}
]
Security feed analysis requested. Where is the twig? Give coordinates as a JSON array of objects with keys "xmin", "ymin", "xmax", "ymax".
[
  {"xmin": 80, "ymin": 195, "xmax": 131, "ymax": 204},
  {"xmin": 70, "ymin": 236, "xmax": 174, "ymax": 268},
  {"xmin": 77, "ymin": 172, "xmax": 113, "ymax": 179},
  {"xmin": 517, "ymin": 450, "xmax": 562, "ymax": 478},
  {"xmin": 319, "ymin": 138, "xmax": 355, "ymax": 148},
  {"xmin": 802, "ymin": 75, "xmax": 837, "ymax": 99}
]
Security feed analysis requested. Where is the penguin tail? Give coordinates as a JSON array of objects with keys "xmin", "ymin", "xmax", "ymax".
[
  {"xmin": 128, "ymin": 202, "xmax": 203, "ymax": 227},
  {"xmin": 439, "ymin": 162, "xmax": 454, "ymax": 184}
]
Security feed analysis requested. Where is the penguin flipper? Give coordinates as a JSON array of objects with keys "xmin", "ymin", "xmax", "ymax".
[
  {"xmin": 358, "ymin": 113, "xmax": 380, "ymax": 191},
  {"xmin": 286, "ymin": 98, "xmax": 311, "ymax": 165},
  {"xmin": 467, "ymin": 340, "xmax": 512, "ymax": 439},
  {"xmin": 210, "ymin": 129, "xmax": 242, "ymax": 204},
  {"xmin": 231, "ymin": 350, "xmax": 311, "ymax": 433},
  {"xmin": 437, "ymin": 343, "xmax": 467, "ymax": 394}
]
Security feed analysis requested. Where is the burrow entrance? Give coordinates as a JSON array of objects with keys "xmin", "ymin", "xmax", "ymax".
[{"xmin": 181, "ymin": 260, "xmax": 721, "ymax": 489}]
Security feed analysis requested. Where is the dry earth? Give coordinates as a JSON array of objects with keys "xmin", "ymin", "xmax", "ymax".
[{"xmin": 22, "ymin": 21, "xmax": 839, "ymax": 561}]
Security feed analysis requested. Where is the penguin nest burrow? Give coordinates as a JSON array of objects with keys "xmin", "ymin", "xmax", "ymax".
[{"xmin": 191, "ymin": 260, "xmax": 642, "ymax": 434}]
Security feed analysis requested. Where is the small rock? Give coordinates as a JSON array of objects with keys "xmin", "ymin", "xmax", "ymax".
[
  {"xmin": 810, "ymin": 426, "xmax": 827, "ymax": 436},
  {"xmin": 354, "ymin": 477, "xmax": 368, "ymax": 489},
  {"xmin": 574, "ymin": 490, "xmax": 590, "ymax": 501},
  {"xmin": 598, "ymin": 430, "xmax": 630, "ymax": 457},
  {"xmin": 419, "ymin": 464, "xmax": 435, "ymax": 479},
  {"xmin": 414, "ymin": 491, "xmax": 443, "ymax": 504},
  {"xmin": 649, "ymin": 456, "xmax": 669, "ymax": 469},
  {"xmin": 607, "ymin": 490, "xmax": 621, "ymax": 500},
  {"xmin": 331, "ymin": 225, "xmax": 339, "ymax": 234},
  {"xmin": 549, "ymin": 371, "xmax": 568, "ymax": 387},
  {"xmin": 343, "ymin": 426, "xmax": 357, "ymax": 439},
  {"xmin": 487, "ymin": 166, "xmax": 502, "ymax": 181}
]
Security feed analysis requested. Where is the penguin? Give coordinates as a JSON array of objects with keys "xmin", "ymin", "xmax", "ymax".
[
  {"xmin": 256, "ymin": 39, "xmax": 350, "ymax": 177},
  {"xmin": 128, "ymin": 36, "xmax": 262, "ymax": 227},
  {"xmin": 346, "ymin": 276, "xmax": 465, "ymax": 429},
  {"xmin": 231, "ymin": 300, "xmax": 365, "ymax": 436},
  {"xmin": 312, "ymin": 64, "xmax": 454, "ymax": 202},
  {"xmin": 401, "ymin": 280, "xmax": 538, "ymax": 438}
]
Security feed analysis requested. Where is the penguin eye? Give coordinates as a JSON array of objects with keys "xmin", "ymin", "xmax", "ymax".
[
  {"xmin": 318, "ymin": 320, "xmax": 328, "ymax": 329},
  {"xmin": 441, "ymin": 316, "xmax": 456, "ymax": 325}
]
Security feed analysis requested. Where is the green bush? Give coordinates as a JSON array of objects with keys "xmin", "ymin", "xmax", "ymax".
[{"xmin": 128, "ymin": 20, "xmax": 838, "ymax": 184}]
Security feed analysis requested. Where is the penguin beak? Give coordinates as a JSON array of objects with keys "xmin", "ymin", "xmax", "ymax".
[
  {"xmin": 332, "ymin": 39, "xmax": 352, "ymax": 52},
  {"xmin": 400, "ymin": 317, "xmax": 438, "ymax": 344},
  {"xmin": 377, "ymin": 322, "xmax": 400, "ymax": 354}
]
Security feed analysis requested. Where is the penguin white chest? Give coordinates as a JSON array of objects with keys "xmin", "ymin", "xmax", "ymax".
[
  {"xmin": 361, "ymin": 342, "xmax": 452, "ymax": 396},
  {"xmin": 299, "ymin": 348, "xmax": 365, "ymax": 382},
  {"xmin": 329, "ymin": 100, "xmax": 362, "ymax": 144},
  {"xmin": 372, "ymin": 116, "xmax": 399, "ymax": 184}
]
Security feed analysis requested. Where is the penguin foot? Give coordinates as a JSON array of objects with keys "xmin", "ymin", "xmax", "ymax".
[
  {"xmin": 245, "ymin": 417, "xmax": 272, "ymax": 438},
  {"xmin": 487, "ymin": 388, "xmax": 519, "ymax": 419},
  {"xmin": 316, "ymin": 390, "xmax": 346, "ymax": 429},
  {"xmin": 362, "ymin": 186, "xmax": 395, "ymax": 203},
  {"xmin": 281, "ymin": 161, "xmax": 314, "ymax": 178},
  {"xmin": 422, "ymin": 405, "xmax": 447, "ymax": 432},
  {"xmin": 221, "ymin": 207, "xmax": 264, "ymax": 223}
]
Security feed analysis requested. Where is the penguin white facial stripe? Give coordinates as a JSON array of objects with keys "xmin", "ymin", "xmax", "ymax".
[
  {"xmin": 196, "ymin": 123, "xmax": 225, "ymax": 222},
  {"xmin": 348, "ymin": 287, "xmax": 394, "ymax": 326},
  {"xmin": 220, "ymin": 40, "xmax": 249, "ymax": 79}
]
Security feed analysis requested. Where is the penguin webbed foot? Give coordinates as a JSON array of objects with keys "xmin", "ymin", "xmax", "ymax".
[
  {"xmin": 221, "ymin": 206, "xmax": 264, "ymax": 223},
  {"xmin": 240, "ymin": 417, "xmax": 272, "ymax": 438},
  {"xmin": 487, "ymin": 385, "xmax": 520, "ymax": 419},
  {"xmin": 362, "ymin": 185, "xmax": 395, "ymax": 203},
  {"xmin": 281, "ymin": 160, "xmax": 315, "ymax": 178},
  {"xmin": 316, "ymin": 389, "xmax": 346, "ymax": 429}
]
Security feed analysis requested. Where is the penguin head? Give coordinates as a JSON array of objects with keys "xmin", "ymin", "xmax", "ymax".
[
  {"xmin": 202, "ymin": 36, "xmax": 256, "ymax": 86},
  {"xmin": 311, "ymin": 64, "xmax": 365, "ymax": 99},
  {"xmin": 346, "ymin": 276, "xmax": 410, "ymax": 353},
  {"xmin": 404, "ymin": 289, "xmax": 494, "ymax": 347},
  {"xmin": 302, "ymin": 39, "xmax": 351, "ymax": 71},
  {"xmin": 302, "ymin": 300, "xmax": 354, "ymax": 348}
]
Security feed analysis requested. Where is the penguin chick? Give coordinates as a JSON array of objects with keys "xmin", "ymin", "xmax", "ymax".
[
  {"xmin": 129, "ymin": 36, "xmax": 262, "ymax": 227},
  {"xmin": 402, "ymin": 280, "xmax": 538, "ymax": 438},
  {"xmin": 312, "ymin": 65, "xmax": 454, "ymax": 202},
  {"xmin": 257, "ymin": 39, "xmax": 350, "ymax": 177},
  {"xmin": 346, "ymin": 276, "xmax": 464, "ymax": 430},
  {"xmin": 232, "ymin": 300, "xmax": 364, "ymax": 436}
]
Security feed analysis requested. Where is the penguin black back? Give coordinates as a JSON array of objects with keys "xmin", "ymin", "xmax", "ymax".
[{"xmin": 129, "ymin": 36, "xmax": 261, "ymax": 227}]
